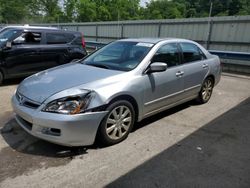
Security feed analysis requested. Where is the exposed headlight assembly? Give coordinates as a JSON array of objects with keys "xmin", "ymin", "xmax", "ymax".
[{"xmin": 43, "ymin": 92, "xmax": 93, "ymax": 115}]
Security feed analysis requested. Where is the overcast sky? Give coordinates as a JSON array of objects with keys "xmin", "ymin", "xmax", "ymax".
[{"xmin": 140, "ymin": 0, "xmax": 150, "ymax": 7}]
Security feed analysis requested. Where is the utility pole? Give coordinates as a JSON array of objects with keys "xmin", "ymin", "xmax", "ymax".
[{"xmin": 206, "ymin": 1, "xmax": 213, "ymax": 49}]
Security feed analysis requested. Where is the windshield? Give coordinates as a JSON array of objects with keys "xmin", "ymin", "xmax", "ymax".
[
  {"xmin": 82, "ymin": 41, "xmax": 153, "ymax": 71},
  {"xmin": 0, "ymin": 29, "xmax": 21, "ymax": 46}
]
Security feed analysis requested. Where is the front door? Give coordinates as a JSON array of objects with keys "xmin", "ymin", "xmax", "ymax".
[
  {"xmin": 143, "ymin": 43, "xmax": 184, "ymax": 116},
  {"xmin": 3, "ymin": 44, "xmax": 41, "ymax": 76},
  {"xmin": 3, "ymin": 31, "xmax": 43, "ymax": 76}
]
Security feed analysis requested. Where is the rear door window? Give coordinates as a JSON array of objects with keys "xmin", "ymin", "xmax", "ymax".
[
  {"xmin": 180, "ymin": 43, "xmax": 206, "ymax": 63},
  {"xmin": 46, "ymin": 33, "xmax": 74, "ymax": 44}
]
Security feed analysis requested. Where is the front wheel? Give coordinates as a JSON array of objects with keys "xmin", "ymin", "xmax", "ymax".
[
  {"xmin": 196, "ymin": 77, "xmax": 214, "ymax": 104},
  {"xmin": 98, "ymin": 100, "xmax": 135, "ymax": 146}
]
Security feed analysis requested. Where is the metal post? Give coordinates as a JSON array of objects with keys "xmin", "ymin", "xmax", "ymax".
[
  {"xmin": 158, "ymin": 22, "xmax": 162, "ymax": 37},
  {"xmin": 206, "ymin": 21, "xmax": 213, "ymax": 50},
  {"xmin": 121, "ymin": 24, "xmax": 124, "ymax": 39},
  {"xmin": 57, "ymin": 16, "xmax": 60, "ymax": 28},
  {"xmin": 96, "ymin": 24, "xmax": 98, "ymax": 42},
  {"xmin": 117, "ymin": 10, "xmax": 120, "ymax": 39}
]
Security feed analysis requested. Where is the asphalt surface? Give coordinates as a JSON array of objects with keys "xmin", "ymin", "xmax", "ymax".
[{"xmin": 0, "ymin": 74, "xmax": 250, "ymax": 188}]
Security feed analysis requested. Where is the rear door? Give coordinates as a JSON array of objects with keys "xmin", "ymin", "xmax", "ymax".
[
  {"xmin": 39, "ymin": 32, "xmax": 72, "ymax": 68},
  {"xmin": 179, "ymin": 42, "xmax": 210, "ymax": 98},
  {"xmin": 143, "ymin": 43, "xmax": 185, "ymax": 116}
]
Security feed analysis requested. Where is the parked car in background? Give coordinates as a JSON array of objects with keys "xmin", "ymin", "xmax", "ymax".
[
  {"xmin": 12, "ymin": 38, "xmax": 221, "ymax": 147},
  {"xmin": 0, "ymin": 25, "xmax": 87, "ymax": 84}
]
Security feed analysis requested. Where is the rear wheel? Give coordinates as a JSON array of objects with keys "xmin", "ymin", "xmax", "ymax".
[
  {"xmin": 98, "ymin": 100, "xmax": 135, "ymax": 146},
  {"xmin": 196, "ymin": 77, "xmax": 214, "ymax": 104}
]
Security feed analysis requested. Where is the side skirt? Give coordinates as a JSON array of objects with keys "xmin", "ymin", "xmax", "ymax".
[{"xmin": 139, "ymin": 94, "xmax": 198, "ymax": 121}]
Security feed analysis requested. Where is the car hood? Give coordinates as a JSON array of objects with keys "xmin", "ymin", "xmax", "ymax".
[{"xmin": 17, "ymin": 63, "xmax": 123, "ymax": 103}]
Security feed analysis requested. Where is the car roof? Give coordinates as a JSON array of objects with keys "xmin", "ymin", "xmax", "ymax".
[
  {"xmin": 2, "ymin": 25, "xmax": 58, "ymax": 30},
  {"xmin": 1, "ymin": 25, "xmax": 80, "ymax": 34},
  {"xmin": 119, "ymin": 38, "xmax": 194, "ymax": 44}
]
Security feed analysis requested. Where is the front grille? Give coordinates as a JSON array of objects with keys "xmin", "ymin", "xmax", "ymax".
[
  {"xmin": 16, "ymin": 92, "xmax": 41, "ymax": 109},
  {"xmin": 23, "ymin": 101, "xmax": 40, "ymax": 109}
]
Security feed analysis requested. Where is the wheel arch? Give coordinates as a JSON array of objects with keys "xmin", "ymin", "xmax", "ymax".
[
  {"xmin": 107, "ymin": 94, "xmax": 139, "ymax": 122},
  {"xmin": 205, "ymin": 74, "xmax": 215, "ymax": 85}
]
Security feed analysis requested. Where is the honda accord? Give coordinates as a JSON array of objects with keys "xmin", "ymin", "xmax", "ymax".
[{"xmin": 12, "ymin": 38, "xmax": 221, "ymax": 146}]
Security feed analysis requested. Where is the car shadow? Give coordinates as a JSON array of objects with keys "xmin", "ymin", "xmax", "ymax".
[
  {"xmin": 0, "ymin": 117, "xmax": 98, "ymax": 182},
  {"xmin": 106, "ymin": 97, "xmax": 250, "ymax": 188}
]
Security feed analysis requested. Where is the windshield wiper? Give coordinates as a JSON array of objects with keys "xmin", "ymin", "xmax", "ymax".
[{"xmin": 87, "ymin": 63, "xmax": 110, "ymax": 70}]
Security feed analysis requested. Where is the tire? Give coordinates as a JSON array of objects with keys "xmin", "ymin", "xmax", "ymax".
[
  {"xmin": 97, "ymin": 100, "xmax": 135, "ymax": 146},
  {"xmin": 196, "ymin": 77, "xmax": 214, "ymax": 104},
  {"xmin": 0, "ymin": 71, "xmax": 3, "ymax": 85}
]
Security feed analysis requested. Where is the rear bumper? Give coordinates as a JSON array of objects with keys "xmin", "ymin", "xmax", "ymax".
[
  {"xmin": 12, "ymin": 95, "xmax": 107, "ymax": 146},
  {"xmin": 215, "ymin": 66, "xmax": 222, "ymax": 86}
]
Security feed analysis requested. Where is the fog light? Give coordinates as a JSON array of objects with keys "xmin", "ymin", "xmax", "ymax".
[{"xmin": 41, "ymin": 127, "xmax": 61, "ymax": 136}]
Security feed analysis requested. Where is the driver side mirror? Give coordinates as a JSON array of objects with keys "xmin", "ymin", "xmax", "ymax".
[{"xmin": 145, "ymin": 62, "xmax": 167, "ymax": 74}]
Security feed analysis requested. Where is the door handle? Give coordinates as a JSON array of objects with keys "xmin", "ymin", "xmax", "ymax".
[
  {"xmin": 176, "ymin": 71, "xmax": 184, "ymax": 77},
  {"xmin": 202, "ymin": 63, "xmax": 208, "ymax": 68}
]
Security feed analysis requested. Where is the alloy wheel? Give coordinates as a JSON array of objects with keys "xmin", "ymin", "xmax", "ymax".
[
  {"xmin": 201, "ymin": 79, "xmax": 213, "ymax": 101},
  {"xmin": 105, "ymin": 105, "xmax": 132, "ymax": 140}
]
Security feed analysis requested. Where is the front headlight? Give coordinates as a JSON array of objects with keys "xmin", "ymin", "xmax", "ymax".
[{"xmin": 43, "ymin": 92, "xmax": 93, "ymax": 115}]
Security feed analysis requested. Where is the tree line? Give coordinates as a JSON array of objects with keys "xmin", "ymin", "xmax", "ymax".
[{"xmin": 0, "ymin": 0, "xmax": 249, "ymax": 24}]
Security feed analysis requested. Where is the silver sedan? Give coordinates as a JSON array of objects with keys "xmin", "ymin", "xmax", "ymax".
[{"xmin": 12, "ymin": 38, "xmax": 221, "ymax": 146}]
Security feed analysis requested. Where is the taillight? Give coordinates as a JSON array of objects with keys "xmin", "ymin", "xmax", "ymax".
[{"xmin": 81, "ymin": 34, "xmax": 85, "ymax": 48}]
